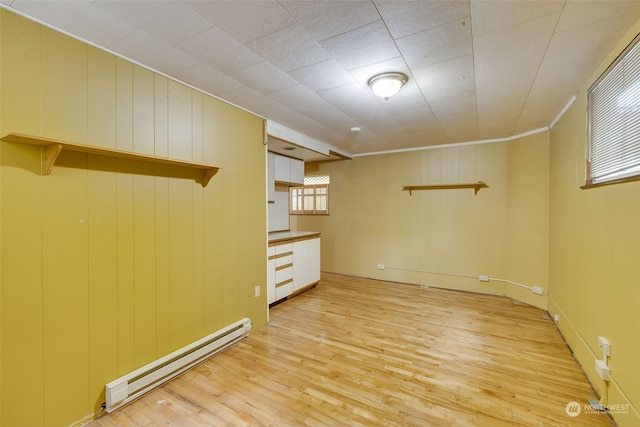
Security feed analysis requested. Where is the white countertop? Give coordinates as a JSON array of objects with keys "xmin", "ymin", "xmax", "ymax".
[{"xmin": 268, "ymin": 230, "xmax": 321, "ymax": 243}]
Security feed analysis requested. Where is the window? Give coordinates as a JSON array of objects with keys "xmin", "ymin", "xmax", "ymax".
[
  {"xmin": 586, "ymin": 33, "xmax": 640, "ymax": 187},
  {"xmin": 290, "ymin": 175, "xmax": 329, "ymax": 215}
]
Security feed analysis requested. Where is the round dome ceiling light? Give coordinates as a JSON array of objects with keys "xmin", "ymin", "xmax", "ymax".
[{"xmin": 368, "ymin": 72, "xmax": 408, "ymax": 100}]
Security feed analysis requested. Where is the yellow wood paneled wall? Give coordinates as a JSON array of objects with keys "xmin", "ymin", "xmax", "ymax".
[
  {"xmin": 548, "ymin": 20, "xmax": 640, "ymax": 427},
  {"xmin": 0, "ymin": 10, "xmax": 267, "ymax": 427},
  {"xmin": 297, "ymin": 138, "xmax": 549, "ymax": 310}
]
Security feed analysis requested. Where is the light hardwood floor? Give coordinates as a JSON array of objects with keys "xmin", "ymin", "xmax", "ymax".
[{"xmin": 89, "ymin": 273, "xmax": 614, "ymax": 426}]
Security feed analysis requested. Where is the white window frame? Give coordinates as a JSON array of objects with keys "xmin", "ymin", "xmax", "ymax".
[
  {"xmin": 290, "ymin": 175, "xmax": 329, "ymax": 215},
  {"xmin": 586, "ymin": 33, "xmax": 640, "ymax": 188}
]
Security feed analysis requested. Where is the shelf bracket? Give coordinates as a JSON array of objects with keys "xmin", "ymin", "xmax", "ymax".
[
  {"xmin": 202, "ymin": 168, "xmax": 219, "ymax": 187},
  {"xmin": 43, "ymin": 143, "xmax": 62, "ymax": 175}
]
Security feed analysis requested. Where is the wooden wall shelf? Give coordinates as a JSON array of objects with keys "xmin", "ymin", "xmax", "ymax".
[
  {"xmin": 402, "ymin": 182, "xmax": 489, "ymax": 196},
  {"xmin": 1, "ymin": 133, "xmax": 220, "ymax": 187}
]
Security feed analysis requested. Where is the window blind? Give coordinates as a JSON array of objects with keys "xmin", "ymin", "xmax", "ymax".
[{"xmin": 588, "ymin": 34, "xmax": 640, "ymax": 185}]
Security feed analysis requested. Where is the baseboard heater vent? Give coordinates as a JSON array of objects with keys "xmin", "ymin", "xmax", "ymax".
[{"xmin": 105, "ymin": 317, "xmax": 252, "ymax": 413}]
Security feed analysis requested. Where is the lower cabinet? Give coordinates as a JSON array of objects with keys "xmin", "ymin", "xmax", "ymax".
[
  {"xmin": 267, "ymin": 235, "xmax": 320, "ymax": 305},
  {"xmin": 293, "ymin": 237, "xmax": 320, "ymax": 292}
]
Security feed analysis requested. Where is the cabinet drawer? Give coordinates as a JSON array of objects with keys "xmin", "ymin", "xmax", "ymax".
[
  {"xmin": 275, "ymin": 242, "xmax": 293, "ymax": 254},
  {"xmin": 274, "ymin": 253, "xmax": 293, "ymax": 267},
  {"xmin": 275, "ymin": 266, "xmax": 293, "ymax": 284}
]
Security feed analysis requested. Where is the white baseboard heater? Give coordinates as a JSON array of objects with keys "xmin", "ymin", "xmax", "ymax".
[{"xmin": 105, "ymin": 317, "xmax": 252, "ymax": 413}]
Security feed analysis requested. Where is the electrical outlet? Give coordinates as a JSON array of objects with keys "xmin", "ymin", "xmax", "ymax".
[
  {"xmin": 595, "ymin": 359, "xmax": 610, "ymax": 381},
  {"xmin": 532, "ymin": 286, "xmax": 544, "ymax": 295},
  {"xmin": 598, "ymin": 336, "xmax": 611, "ymax": 357},
  {"xmin": 479, "ymin": 275, "xmax": 489, "ymax": 282},
  {"xmin": 254, "ymin": 285, "xmax": 261, "ymax": 298},
  {"xmin": 377, "ymin": 264, "xmax": 385, "ymax": 270}
]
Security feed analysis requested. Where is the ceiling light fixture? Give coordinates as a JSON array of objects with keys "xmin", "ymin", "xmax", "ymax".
[{"xmin": 368, "ymin": 72, "xmax": 408, "ymax": 100}]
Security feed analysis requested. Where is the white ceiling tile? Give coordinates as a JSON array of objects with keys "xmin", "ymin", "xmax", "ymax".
[
  {"xmin": 317, "ymin": 83, "xmax": 385, "ymax": 119},
  {"xmin": 471, "ymin": 0, "xmax": 563, "ymax": 36},
  {"xmin": 268, "ymin": 86, "xmax": 352, "ymax": 131},
  {"xmin": 231, "ymin": 62, "xmax": 298, "ymax": 94},
  {"xmin": 413, "ymin": 55, "xmax": 475, "ymax": 104},
  {"xmin": 475, "ymin": 58, "xmax": 535, "ymax": 103},
  {"xmin": 287, "ymin": 59, "xmax": 355, "ymax": 92},
  {"xmin": 268, "ymin": 84, "xmax": 323, "ymax": 107},
  {"xmin": 94, "ymin": 0, "xmax": 212, "ymax": 46},
  {"xmin": 279, "ymin": 0, "xmax": 379, "ymax": 41},
  {"xmin": 184, "ymin": 0, "xmax": 294, "ymax": 43},
  {"xmin": 11, "ymin": 0, "xmax": 135, "ymax": 47},
  {"xmin": 177, "ymin": 26, "xmax": 263, "ymax": 74},
  {"xmin": 376, "ymin": 0, "xmax": 470, "ymax": 39},
  {"xmin": 263, "ymin": 103, "xmax": 346, "ymax": 142},
  {"xmin": 218, "ymin": 85, "xmax": 276, "ymax": 113},
  {"xmin": 174, "ymin": 64, "xmax": 243, "ymax": 97},
  {"xmin": 320, "ymin": 20, "xmax": 401, "ymax": 70},
  {"xmin": 247, "ymin": 24, "xmax": 332, "ymax": 72},
  {"xmin": 473, "ymin": 13, "xmax": 558, "ymax": 67},
  {"xmin": 109, "ymin": 29, "xmax": 199, "ymax": 75},
  {"xmin": 397, "ymin": 18, "xmax": 471, "ymax": 69},
  {"xmin": 556, "ymin": 0, "xmax": 640, "ymax": 32}
]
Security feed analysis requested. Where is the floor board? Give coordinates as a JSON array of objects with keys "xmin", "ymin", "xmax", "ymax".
[{"xmin": 89, "ymin": 273, "xmax": 615, "ymax": 426}]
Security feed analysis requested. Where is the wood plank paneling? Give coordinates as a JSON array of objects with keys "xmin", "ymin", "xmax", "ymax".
[
  {"xmin": 168, "ymin": 81, "xmax": 192, "ymax": 162},
  {"xmin": 116, "ymin": 171, "xmax": 135, "ymax": 376},
  {"xmin": 155, "ymin": 176, "xmax": 171, "ymax": 357},
  {"xmin": 87, "ymin": 157, "xmax": 118, "ymax": 413},
  {"xmin": 0, "ymin": 10, "xmax": 268, "ymax": 426},
  {"xmin": 169, "ymin": 178, "xmax": 195, "ymax": 349},
  {"xmin": 40, "ymin": 28, "xmax": 87, "ymax": 143},
  {"xmin": 87, "ymin": 48, "xmax": 116, "ymax": 149},
  {"xmin": 0, "ymin": 143, "xmax": 43, "ymax": 426},
  {"xmin": 154, "ymin": 75, "xmax": 168, "ymax": 158},
  {"xmin": 133, "ymin": 65, "xmax": 154, "ymax": 156},
  {"xmin": 133, "ymin": 173, "xmax": 157, "ymax": 367},
  {"xmin": 42, "ymin": 151, "xmax": 89, "ymax": 425},
  {"xmin": 88, "ymin": 273, "xmax": 613, "ymax": 427},
  {"xmin": 116, "ymin": 59, "xmax": 133, "ymax": 152},
  {"xmin": 1, "ymin": 11, "xmax": 40, "ymax": 136},
  {"xmin": 202, "ymin": 95, "xmax": 222, "ymax": 166}
]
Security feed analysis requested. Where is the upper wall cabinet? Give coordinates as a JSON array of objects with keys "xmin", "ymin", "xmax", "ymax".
[{"xmin": 274, "ymin": 154, "xmax": 304, "ymax": 185}]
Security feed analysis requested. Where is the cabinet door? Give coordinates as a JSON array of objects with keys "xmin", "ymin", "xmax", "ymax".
[
  {"xmin": 267, "ymin": 245, "xmax": 276, "ymax": 304},
  {"xmin": 292, "ymin": 240, "xmax": 307, "ymax": 292},
  {"xmin": 267, "ymin": 152, "xmax": 275, "ymax": 202},
  {"xmin": 307, "ymin": 238, "xmax": 321, "ymax": 284},
  {"xmin": 290, "ymin": 158, "xmax": 304, "ymax": 185},
  {"xmin": 274, "ymin": 154, "xmax": 290, "ymax": 183}
]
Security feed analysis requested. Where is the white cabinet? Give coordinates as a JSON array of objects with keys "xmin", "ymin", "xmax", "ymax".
[
  {"xmin": 273, "ymin": 154, "xmax": 304, "ymax": 185},
  {"xmin": 268, "ymin": 241, "xmax": 294, "ymax": 304},
  {"xmin": 267, "ymin": 152, "xmax": 275, "ymax": 202},
  {"xmin": 290, "ymin": 157, "xmax": 304, "ymax": 184},
  {"xmin": 293, "ymin": 237, "xmax": 321, "ymax": 292},
  {"xmin": 268, "ymin": 234, "xmax": 320, "ymax": 305},
  {"xmin": 267, "ymin": 245, "xmax": 276, "ymax": 304}
]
